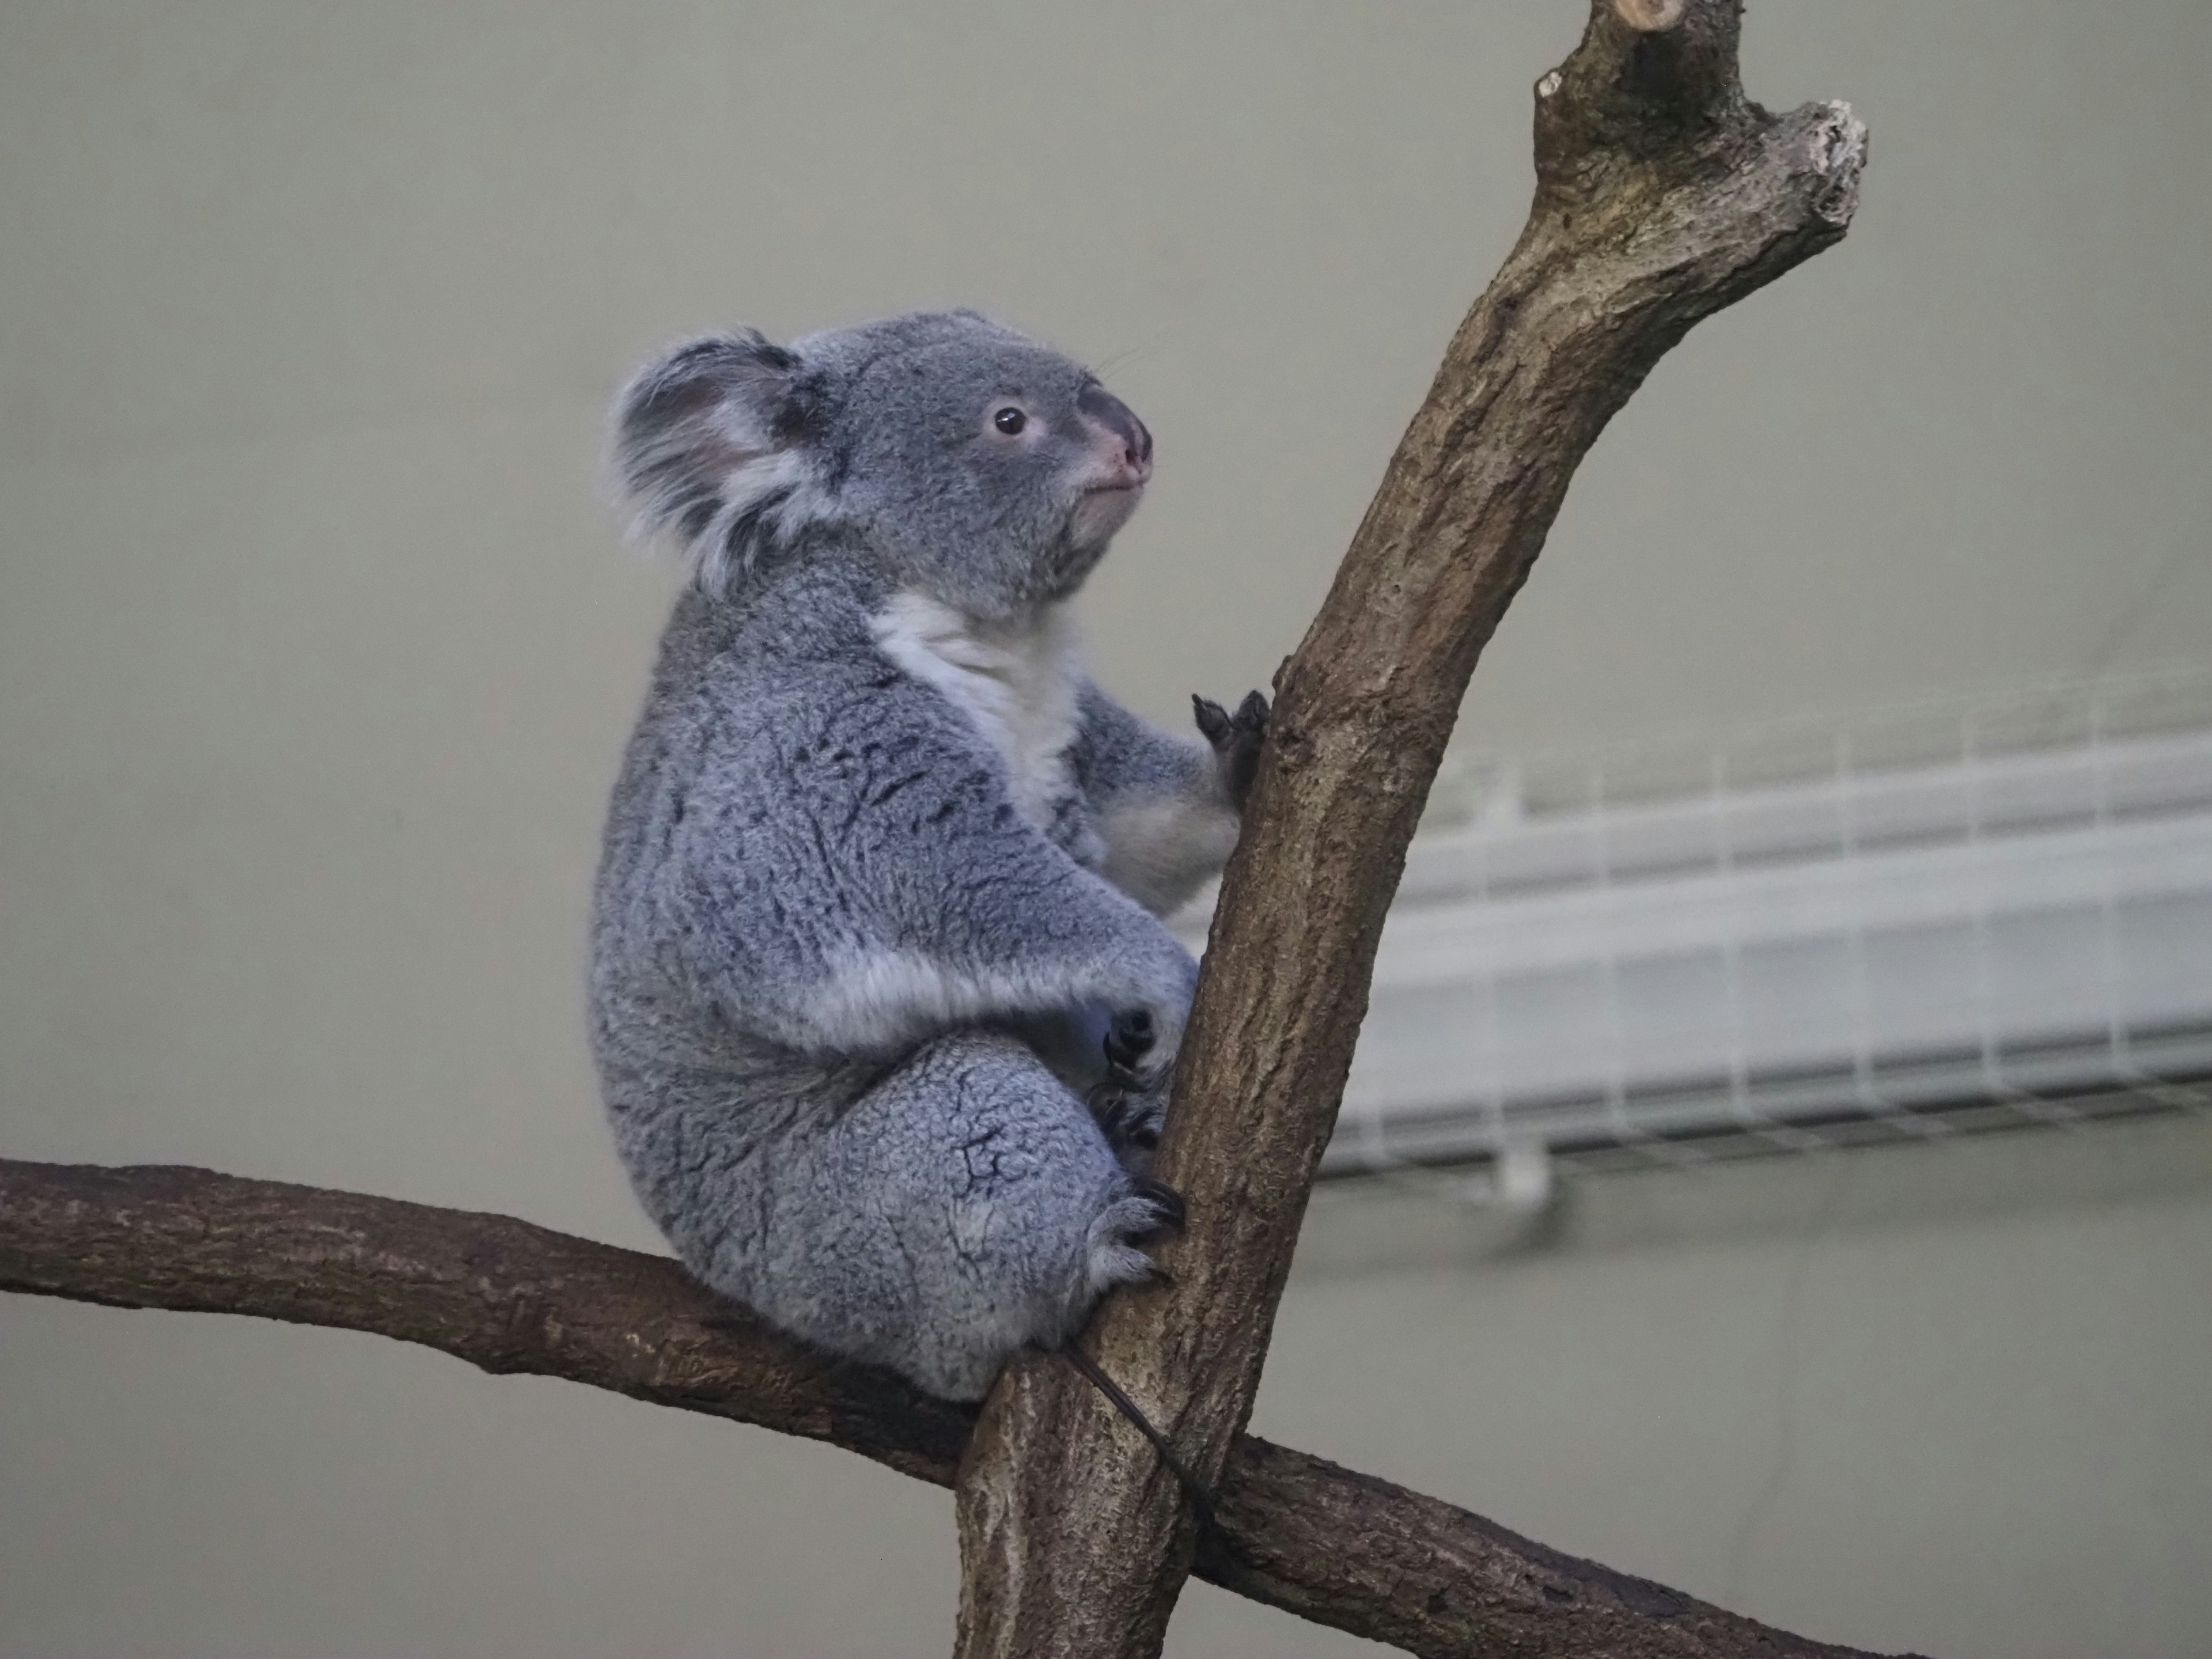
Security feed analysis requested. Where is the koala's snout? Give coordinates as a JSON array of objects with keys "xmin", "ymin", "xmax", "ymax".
[{"xmin": 1077, "ymin": 381, "xmax": 1153, "ymax": 484}]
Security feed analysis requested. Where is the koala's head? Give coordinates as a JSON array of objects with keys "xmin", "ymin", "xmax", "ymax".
[{"xmin": 611, "ymin": 310, "xmax": 1153, "ymax": 616}]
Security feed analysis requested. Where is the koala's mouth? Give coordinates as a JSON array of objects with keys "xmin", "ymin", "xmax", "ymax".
[{"xmin": 1065, "ymin": 478, "xmax": 1144, "ymax": 557}]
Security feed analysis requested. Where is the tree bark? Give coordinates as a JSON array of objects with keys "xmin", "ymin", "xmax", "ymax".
[
  {"xmin": 952, "ymin": 4, "xmax": 1866, "ymax": 1656},
  {"xmin": 0, "ymin": 1158, "xmax": 1917, "ymax": 1659}
]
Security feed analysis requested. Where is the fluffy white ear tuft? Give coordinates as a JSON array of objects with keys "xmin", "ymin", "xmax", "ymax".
[{"xmin": 609, "ymin": 331, "xmax": 835, "ymax": 596}]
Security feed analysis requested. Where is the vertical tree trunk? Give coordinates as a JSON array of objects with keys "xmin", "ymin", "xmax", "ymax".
[{"xmin": 953, "ymin": 4, "xmax": 1868, "ymax": 1655}]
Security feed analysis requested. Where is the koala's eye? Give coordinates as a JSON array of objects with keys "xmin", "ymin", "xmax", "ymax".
[{"xmin": 992, "ymin": 406, "xmax": 1027, "ymax": 435}]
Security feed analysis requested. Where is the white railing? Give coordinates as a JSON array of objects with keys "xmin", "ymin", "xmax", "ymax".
[{"xmin": 1180, "ymin": 669, "xmax": 2212, "ymax": 1183}]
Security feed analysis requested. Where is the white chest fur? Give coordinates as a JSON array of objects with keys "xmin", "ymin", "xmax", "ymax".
[{"xmin": 872, "ymin": 592, "xmax": 1084, "ymax": 834}]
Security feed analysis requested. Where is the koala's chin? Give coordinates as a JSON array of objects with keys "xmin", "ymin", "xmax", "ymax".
[{"xmin": 1067, "ymin": 482, "xmax": 1145, "ymax": 554}]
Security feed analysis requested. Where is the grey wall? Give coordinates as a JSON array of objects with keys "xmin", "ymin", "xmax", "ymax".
[{"xmin": 2, "ymin": 2, "xmax": 2207, "ymax": 1656}]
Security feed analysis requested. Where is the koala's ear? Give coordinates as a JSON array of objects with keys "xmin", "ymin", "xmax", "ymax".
[{"xmin": 611, "ymin": 330, "xmax": 831, "ymax": 595}]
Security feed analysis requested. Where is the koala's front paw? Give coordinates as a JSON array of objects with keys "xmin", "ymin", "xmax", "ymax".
[
  {"xmin": 1193, "ymin": 690, "xmax": 1270, "ymax": 812},
  {"xmin": 1124, "ymin": 941, "xmax": 1198, "ymax": 1078},
  {"xmin": 1102, "ymin": 1007, "xmax": 1154, "ymax": 1075}
]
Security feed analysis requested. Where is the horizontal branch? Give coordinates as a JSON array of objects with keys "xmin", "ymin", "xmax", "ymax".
[{"xmin": 0, "ymin": 1159, "xmax": 1916, "ymax": 1658}]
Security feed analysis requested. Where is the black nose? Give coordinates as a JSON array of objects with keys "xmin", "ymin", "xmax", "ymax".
[{"xmin": 1078, "ymin": 381, "xmax": 1152, "ymax": 466}]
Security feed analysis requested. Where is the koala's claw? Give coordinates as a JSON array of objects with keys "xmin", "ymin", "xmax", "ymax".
[
  {"xmin": 1193, "ymin": 690, "xmax": 1271, "ymax": 812},
  {"xmin": 1131, "ymin": 1175, "xmax": 1187, "ymax": 1238}
]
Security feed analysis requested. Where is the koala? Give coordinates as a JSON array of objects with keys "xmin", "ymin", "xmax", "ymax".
[{"xmin": 589, "ymin": 309, "xmax": 1268, "ymax": 1401}]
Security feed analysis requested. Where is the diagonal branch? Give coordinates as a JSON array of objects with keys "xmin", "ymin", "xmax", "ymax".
[
  {"xmin": 0, "ymin": 1158, "xmax": 1918, "ymax": 1658},
  {"xmin": 953, "ymin": 4, "xmax": 1869, "ymax": 1656}
]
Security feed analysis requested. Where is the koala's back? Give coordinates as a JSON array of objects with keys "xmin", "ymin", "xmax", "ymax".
[
  {"xmin": 588, "ymin": 537, "xmax": 1073, "ymax": 1086},
  {"xmin": 592, "ymin": 551, "xmax": 872, "ymax": 954}
]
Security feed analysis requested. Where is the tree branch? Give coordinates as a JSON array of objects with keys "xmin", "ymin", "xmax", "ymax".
[
  {"xmin": 954, "ymin": 3, "xmax": 1868, "ymax": 1656},
  {"xmin": 0, "ymin": 1158, "xmax": 1917, "ymax": 1658},
  {"xmin": 3, "ymin": 9, "xmax": 1878, "ymax": 1653}
]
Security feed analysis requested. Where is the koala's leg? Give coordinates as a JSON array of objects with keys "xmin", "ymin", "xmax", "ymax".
[{"xmin": 686, "ymin": 1032, "xmax": 1178, "ymax": 1402}]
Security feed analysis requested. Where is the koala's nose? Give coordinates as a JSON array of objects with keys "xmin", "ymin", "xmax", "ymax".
[{"xmin": 1078, "ymin": 381, "xmax": 1153, "ymax": 472}]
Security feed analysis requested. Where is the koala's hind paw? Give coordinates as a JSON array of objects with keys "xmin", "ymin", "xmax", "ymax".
[
  {"xmin": 1085, "ymin": 1184, "xmax": 1184, "ymax": 1292},
  {"xmin": 1088, "ymin": 1073, "xmax": 1168, "ymax": 1157},
  {"xmin": 1131, "ymin": 1175, "xmax": 1186, "ymax": 1237},
  {"xmin": 1194, "ymin": 690, "xmax": 1271, "ymax": 811},
  {"xmin": 1088, "ymin": 1014, "xmax": 1170, "ymax": 1158}
]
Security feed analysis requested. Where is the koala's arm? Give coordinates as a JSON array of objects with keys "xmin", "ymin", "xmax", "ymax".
[
  {"xmin": 1071, "ymin": 680, "xmax": 1268, "ymax": 917},
  {"xmin": 653, "ymin": 685, "xmax": 1202, "ymax": 1063}
]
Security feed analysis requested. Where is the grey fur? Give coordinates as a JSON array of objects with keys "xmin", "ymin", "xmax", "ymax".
[{"xmin": 592, "ymin": 310, "xmax": 1264, "ymax": 1400}]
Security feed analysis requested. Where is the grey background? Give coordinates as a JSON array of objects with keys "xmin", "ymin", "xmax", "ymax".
[{"xmin": 2, "ymin": 2, "xmax": 2207, "ymax": 1656}]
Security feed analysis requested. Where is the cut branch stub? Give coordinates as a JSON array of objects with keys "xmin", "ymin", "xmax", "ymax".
[
  {"xmin": 1543, "ymin": 0, "xmax": 1743, "ymax": 161},
  {"xmin": 954, "ymin": 4, "xmax": 1867, "ymax": 1658},
  {"xmin": 1614, "ymin": 0, "xmax": 1688, "ymax": 32}
]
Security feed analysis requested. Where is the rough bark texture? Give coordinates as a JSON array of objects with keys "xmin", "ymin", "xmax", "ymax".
[
  {"xmin": 0, "ymin": 1158, "xmax": 1917, "ymax": 1658},
  {"xmin": 952, "ymin": 3, "xmax": 1867, "ymax": 1656},
  {"xmin": 0, "ymin": 1159, "xmax": 972, "ymax": 1483}
]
